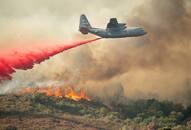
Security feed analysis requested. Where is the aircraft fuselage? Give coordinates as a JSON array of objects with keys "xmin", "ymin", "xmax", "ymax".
[{"xmin": 88, "ymin": 27, "xmax": 146, "ymax": 38}]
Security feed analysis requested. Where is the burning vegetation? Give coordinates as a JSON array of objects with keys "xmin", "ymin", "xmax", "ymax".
[{"xmin": 19, "ymin": 86, "xmax": 90, "ymax": 101}]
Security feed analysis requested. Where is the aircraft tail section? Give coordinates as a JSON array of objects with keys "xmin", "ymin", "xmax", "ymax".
[{"xmin": 79, "ymin": 14, "xmax": 92, "ymax": 34}]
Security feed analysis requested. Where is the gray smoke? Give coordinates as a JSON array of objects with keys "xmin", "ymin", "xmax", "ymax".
[{"xmin": 0, "ymin": 0, "xmax": 191, "ymax": 105}]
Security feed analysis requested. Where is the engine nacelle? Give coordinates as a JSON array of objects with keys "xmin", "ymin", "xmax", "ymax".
[{"xmin": 119, "ymin": 23, "xmax": 127, "ymax": 29}]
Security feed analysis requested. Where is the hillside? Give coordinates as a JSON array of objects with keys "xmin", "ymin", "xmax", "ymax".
[{"xmin": 0, "ymin": 94, "xmax": 191, "ymax": 130}]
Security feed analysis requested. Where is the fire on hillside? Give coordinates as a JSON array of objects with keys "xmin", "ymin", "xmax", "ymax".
[{"xmin": 18, "ymin": 86, "xmax": 91, "ymax": 101}]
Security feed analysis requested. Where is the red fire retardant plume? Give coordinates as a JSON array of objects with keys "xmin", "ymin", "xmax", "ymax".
[{"xmin": 0, "ymin": 38, "xmax": 100, "ymax": 81}]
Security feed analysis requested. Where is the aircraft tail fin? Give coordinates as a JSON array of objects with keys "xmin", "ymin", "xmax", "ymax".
[{"xmin": 79, "ymin": 14, "xmax": 92, "ymax": 34}]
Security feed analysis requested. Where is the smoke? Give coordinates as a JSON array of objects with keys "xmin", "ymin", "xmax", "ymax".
[
  {"xmin": 73, "ymin": 0, "xmax": 191, "ymax": 105},
  {"xmin": 0, "ymin": 0, "xmax": 191, "ymax": 105},
  {"xmin": 123, "ymin": 0, "xmax": 191, "ymax": 104}
]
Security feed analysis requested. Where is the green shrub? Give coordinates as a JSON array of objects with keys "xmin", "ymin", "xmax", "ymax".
[{"xmin": 99, "ymin": 107, "xmax": 108, "ymax": 116}]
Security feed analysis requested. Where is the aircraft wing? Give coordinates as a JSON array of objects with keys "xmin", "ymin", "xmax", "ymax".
[{"xmin": 107, "ymin": 18, "xmax": 126, "ymax": 29}]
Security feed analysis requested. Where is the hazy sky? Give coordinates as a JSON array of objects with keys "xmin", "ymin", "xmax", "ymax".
[{"xmin": 0, "ymin": 0, "xmax": 143, "ymax": 46}]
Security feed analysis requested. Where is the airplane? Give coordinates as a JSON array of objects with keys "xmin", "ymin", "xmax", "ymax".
[{"xmin": 79, "ymin": 14, "xmax": 147, "ymax": 38}]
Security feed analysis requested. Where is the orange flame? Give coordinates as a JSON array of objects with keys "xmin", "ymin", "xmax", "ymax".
[{"xmin": 20, "ymin": 87, "xmax": 90, "ymax": 101}]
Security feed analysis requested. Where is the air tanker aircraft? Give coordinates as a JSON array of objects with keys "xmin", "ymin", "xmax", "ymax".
[{"xmin": 79, "ymin": 14, "xmax": 147, "ymax": 38}]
